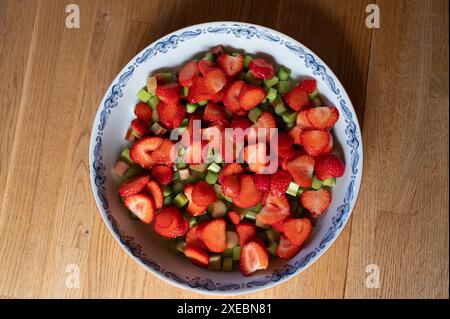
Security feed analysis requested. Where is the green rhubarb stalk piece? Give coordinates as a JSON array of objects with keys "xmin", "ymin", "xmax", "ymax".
[
  {"xmin": 137, "ymin": 88, "xmax": 151, "ymax": 102},
  {"xmin": 248, "ymin": 107, "xmax": 262, "ymax": 123},
  {"xmin": 263, "ymin": 76, "xmax": 279, "ymax": 88},
  {"xmin": 312, "ymin": 176, "xmax": 323, "ymax": 190},
  {"xmin": 120, "ymin": 148, "xmax": 133, "ymax": 165},
  {"xmin": 173, "ymin": 193, "xmax": 189, "ymax": 208},
  {"xmin": 277, "ymin": 67, "xmax": 291, "ymax": 81},
  {"xmin": 208, "ymin": 254, "xmax": 222, "ymax": 271}
]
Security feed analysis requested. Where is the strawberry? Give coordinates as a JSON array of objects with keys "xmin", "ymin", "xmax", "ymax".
[
  {"xmin": 187, "ymin": 77, "xmax": 212, "ymax": 103},
  {"xmin": 300, "ymin": 130, "xmax": 332, "ymax": 156},
  {"xmin": 284, "ymin": 85, "xmax": 309, "ymax": 111},
  {"xmin": 114, "ymin": 160, "xmax": 130, "ymax": 177},
  {"xmin": 157, "ymin": 101, "xmax": 186, "ymax": 129},
  {"xmin": 155, "ymin": 82, "xmax": 181, "ymax": 104},
  {"xmin": 276, "ymin": 235, "xmax": 302, "ymax": 259},
  {"xmin": 240, "ymin": 240, "xmax": 269, "ymax": 276},
  {"xmin": 198, "ymin": 59, "xmax": 216, "ymax": 76},
  {"xmin": 248, "ymin": 58, "xmax": 275, "ymax": 80},
  {"xmin": 130, "ymin": 119, "xmax": 149, "ymax": 138},
  {"xmin": 124, "ymin": 128, "xmax": 137, "ymax": 142},
  {"xmin": 298, "ymin": 79, "xmax": 317, "ymax": 94},
  {"xmin": 178, "ymin": 60, "xmax": 199, "ymax": 87},
  {"xmin": 286, "ymin": 154, "xmax": 315, "ymax": 187},
  {"xmin": 314, "ymin": 154, "xmax": 345, "ymax": 180},
  {"xmin": 198, "ymin": 218, "xmax": 227, "ymax": 253},
  {"xmin": 146, "ymin": 180, "xmax": 163, "ymax": 209},
  {"xmin": 192, "ymin": 181, "xmax": 217, "ymax": 207},
  {"xmin": 270, "ymin": 169, "xmax": 292, "ymax": 196},
  {"xmin": 256, "ymin": 193, "xmax": 290, "ymax": 225},
  {"xmin": 217, "ymin": 53, "xmax": 244, "ymax": 77},
  {"xmin": 218, "ymin": 163, "xmax": 244, "ymax": 184},
  {"xmin": 153, "ymin": 206, "xmax": 189, "ymax": 238},
  {"xmin": 230, "ymin": 116, "xmax": 252, "ymax": 131},
  {"xmin": 210, "ymin": 88, "xmax": 225, "ymax": 103},
  {"xmin": 236, "ymin": 222, "xmax": 257, "ymax": 246},
  {"xmin": 277, "ymin": 132, "xmax": 294, "ymax": 151},
  {"xmin": 272, "ymin": 219, "xmax": 287, "ymax": 233},
  {"xmin": 255, "ymin": 111, "xmax": 276, "ymax": 130},
  {"xmin": 203, "ymin": 102, "xmax": 226, "ymax": 123},
  {"xmin": 306, "ymin": 106, "xmax": 339, "ymax": 130},
  {"xmin": 149, "ymin": 139, "xmax": 175, "ymax": 166},
  {"xmin": 300, "ymin": 189, "xmax": 332, "ymax": 217},
  {"xmin": 205, "ymin": 68, "xmax": 227, "ymax": 94},
  {"xmin": 151, "ymin": 165, "xmax": 173, "ymax": 185},
  {"xmin": 288, "ymin": 125, "xmax": 303, "ymax": 145},
  {"xmin": 223, "ymin": 80, "xmax": 245, "ymax": 114},
  {"xmin": 124, "ymin": 192, "xmax": 155, "ymax": 224},
  {"xmin": 296, "ymin": 110, "xmax": 314, "ymax": 129},
  {"xmin": 154, "ymin": 72, "xmax": 172, "ymax": 85},
  {"xmin": 227, "ymin": 211, "xmax": 241, "ymax": 225},
  {"xmin": 186, "ymin": 225, "xmax": 208, "ymax": 250},
  {"xmin": 184, "ymin": 245, "xmax": 209, "ymax": 267},
  {"xmin": 134, "ymin": 102, "xmax": 152, "ymax": 123},
  {"xmin": 233, "ymin": 174, "xmax": 264, "ymax": 208},
  {"xmin": 211, "ymin": 45, "xmax": 224, "ymax": 57},
  {"xmin": 184, "ymin": 184, "xmax": 207, "ymax": 216},
  {"xmin": 239, "ymin": 84, "xmax": 266, "ymax": 110},
  {"xmin": 243, "ymin": 142, "xmax": 269, "ymax": 174},
  {"xmin": 253, "ymin": 174, "xmax": 271, "ymax": 192},
  {"xmin": 118, "ymin": 174, "xmax": 150, "ymax": 198},
  {"xmin": 221, "ymin": 174, "xmax": 241, "ymax": 199},
  {"xmin": 130, "ymin": 136, "xmax": 163, "ymax": 168},
  {"xmin": 283, "ymin": 218, "xmax": 313, "ymax": 246}
]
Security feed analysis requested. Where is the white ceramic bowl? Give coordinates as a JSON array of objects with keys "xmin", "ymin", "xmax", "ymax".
[{"xmin": 89, "ymin": 22, "xmax": 363, "ymax": 295}]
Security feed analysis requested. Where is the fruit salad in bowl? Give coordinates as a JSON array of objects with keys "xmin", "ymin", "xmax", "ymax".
[{"xmin": 90, "ymin": 22, "xmax": 362, "ymax": 294}]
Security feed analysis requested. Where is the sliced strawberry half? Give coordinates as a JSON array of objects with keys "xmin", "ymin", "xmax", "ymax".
[
  {"xmin": 239, "ymin": 84, "xmax": 266, "ymax": 110},
  {"xmin": 155, "ymin": 82, "xmax": 181, "ymax": 104},
  {"xmin": 272, "ymin": 219, "xmax": 287, "ymax": 233},
  {"xmin": 146, "ymin": 180, "xmax": 163, "ymax": 209},
  {"xmin": 240, "ymin": 240, "xmax": 269, "ymax": 276},
  {"xmin": 286, "ymin": 154, "xmax": 315, "ymax": 188},
  {"xmin": 130, "ymin": 136, "xmax": 163, "ymax": 169},
  {"xmin": 298, "ymin": 79, "xmax": 317, "ymax": 94},
  {"xmin": 187, "ymin": 77, "xmax": 212, "ymax": 103},
  {"xmin": 300, "ymin": 130, "xmax": 332, "ymax": 156},
  {"xmin": 300, "ymin": 189, "xmax": 332, "ymax": 217},
  {"xmin": 186, "ymin": 225, "xmax": 208, "ymax": 250},
  {"xmin": 210, "ymin": 88, "xmax": 225, "ymax": 103},
  {"xmin": 130, "ymin": 119, "xmax": 149, "ymax": 138},
  {"xmin": 118, "ymin": 174, "xmax": 150, "ymax": 198},
  {"xmin": 198, "ymin": 218, "xmax": 227, "ymax": 253},
  {"xmin": 270, "ymin": 169, "xmax": 292, "ymax": 196},
  {"xmin": 217, "ymin": 53, "xmax": 244, "ymax": 77},
  {"xmin": 157, "ymin": 101, "xmax": 186, "ymax": 129},
  {"xmin": 178, "ymin": 60, "xmax": 199, "ymax": 87},
  {"xmin": 248, "ymin": 58, "xmax": 275, "ymax": 80},
  {"xmin": 276, "ymin": 235, "xmax": 302, "ymax": 259},
  {"xmin": 256, "ymin": 193, "xmax": 290, "ymax": 225},
  {"xmin": 218, "ymin": 163, "xmax": 244, "ymax": 184},
  {"xmin": 184, "ymin": 245, "xmax": 209, "ymax": 267},
  {"xmin": 151, "ymin": 165, "xmax": 174, "ymax": 185},
  {"xmin": 306, "ymin": 106, "xmax": 339, "ymax": 130},
  {"xmin": 283, "ymin": 218, "xmax": 313, "ymax": 246},
  {"xmin": 296, "ymin": 110, "xmax": 314, "ymax": 129},
  {"xmin": 211, "ymin": 45, "xmax": 224, "ymax": 57},
  {"xmin": 243, "ymin": 142, "xmax": 269, "ymax": 174},
  {"xmin": 149, "ymin": 139, "xmax": 175, "ymax": 166},
  {"xmin": 314, "ymin": 154, "xmax": 345, "ymax": 180},
  {"xmin": 233, "ymin": 174, "xmax": 264, "ymax": 208},
  {"xmin": 153, "ymin": 206, "xmax": 189, "ymax": 238},
  {"xmin": 284, "ymin": 85, "xmax": 309, "ymax": 111},
  {"xmin": 184, "ymin": 184, "xmax": 207, "ymax": 217},
  {"xmin": 134, "ymin": 102, "xmax": 152, "ymax": 123},
  {"xmin": 203, "ymin": 102, "xmax": 226, "ymax": 123},
  {"xmin": 192, "ymin": 181, "xmax": 217, "ymax": 207},
  {"xmin": 198, "ymin": 59, "xmax": 216, "ymax": 76},
  {"xmin": 221, "ymin": 174, "xmax": 241, "ymax": 199},
  {"xmin": 277, "ymin": 132, "xmax": 294, "ymax": 151},
  {"xmin": 288, "ymin": 125, "xmax": 303, "ymax": 145},
  {"xmin": 236, "ymin": 222, "xmax": 257, "ymax": 246},
  {"xmin": 227, "ymin": 211, "xmax": 241, "ymax": 225},
  {"xmin": 205, "ymin": 67, "xmax": 227, "ymax": 94},
  {"xmin": 223, "ymin": 80, "xmax": 245, "ymax": 114},
  {"xmin": 124, "ymin": 192, "xmax": 155, "ymax": 224}
]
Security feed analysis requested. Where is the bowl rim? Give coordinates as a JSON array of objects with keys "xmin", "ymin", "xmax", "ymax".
[{"xmin": 89, "ymin": 21, "xmax": 364, "ymax": 296}]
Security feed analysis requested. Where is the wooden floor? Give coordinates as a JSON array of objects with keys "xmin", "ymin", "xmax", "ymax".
[{"xmin": 0, "ymin": 0, "xmax": 448, "ymax": 299}]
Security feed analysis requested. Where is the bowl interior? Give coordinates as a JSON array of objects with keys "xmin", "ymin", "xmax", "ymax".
[{"xmin": 90, "ymin": 22, "xmax": 362, "ymax": 294}]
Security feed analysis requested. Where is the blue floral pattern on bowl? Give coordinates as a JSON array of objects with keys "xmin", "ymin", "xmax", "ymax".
[{"xmin": 91, "ymin": 23, "xmax": 362, "ymax": 293}]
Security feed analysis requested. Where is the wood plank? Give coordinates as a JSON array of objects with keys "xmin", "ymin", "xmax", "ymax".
[
  {"xmin": 0, "ymin": 0, "xmax": 98, "ymax": 298},
  {"xmin": 345, "ymin": 0, "xmax": 449, "ymax": 298}
]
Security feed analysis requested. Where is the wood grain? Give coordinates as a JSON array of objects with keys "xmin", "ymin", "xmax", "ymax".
[{"xmin": 0, "ymin": 0, "xmax": 447, "ymax": 298}]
